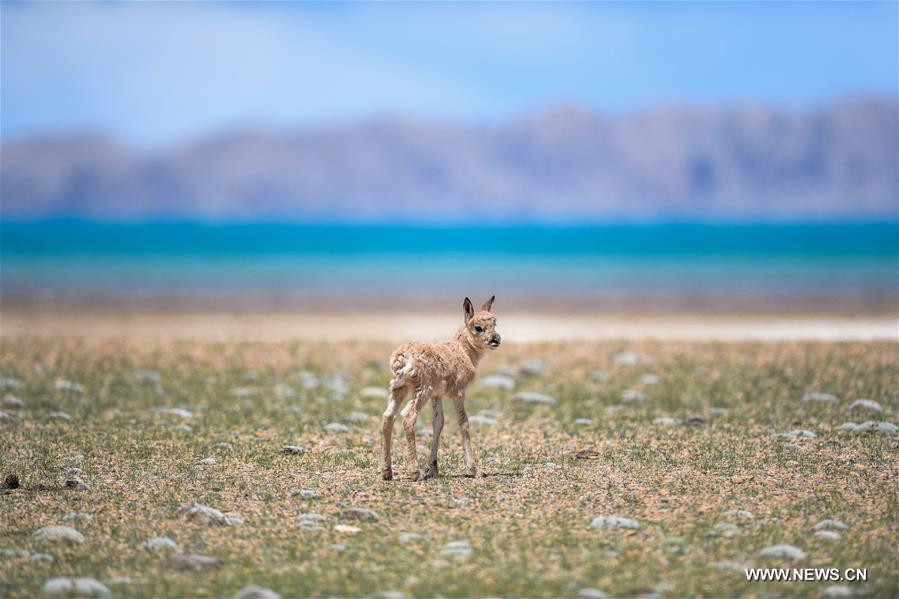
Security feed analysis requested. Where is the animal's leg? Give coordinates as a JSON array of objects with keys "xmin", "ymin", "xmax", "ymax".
[
  {"xmin": 453, "ymin": 391, "xmax": 484, "ymax": 477},
  {"xmin": 381, "ymin": 381, "xmax": 408, "ymax": 481},
  {"xmin": 401, "ymin": 387, "xmax": 430, "ymax": 481},
  {"xmin": 424, "ymin": 397, "xmax": 445, "ymax": 480}
]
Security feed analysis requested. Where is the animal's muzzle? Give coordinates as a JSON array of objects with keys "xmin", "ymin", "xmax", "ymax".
[{"xmin": 488, "ymin": 333, "xmax": 501, "ymax": 348}]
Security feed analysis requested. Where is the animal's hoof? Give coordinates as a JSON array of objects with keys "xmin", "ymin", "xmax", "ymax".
[
  {"xmin": 381, "ymin": 468, "xmax": 393, "ymax": 481},
  {"xmin": 408, "ymin": 470, "xmax": 423, "ymax": 482}
]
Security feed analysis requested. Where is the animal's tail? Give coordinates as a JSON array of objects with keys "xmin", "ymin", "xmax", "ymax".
[{"xmin": 389, "ymin": 352, "xmax": 418, "ymax": 390}]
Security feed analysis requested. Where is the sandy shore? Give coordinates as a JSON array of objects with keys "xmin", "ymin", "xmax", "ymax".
[{"xmin": 1, "ymin": 309, "xmax": 895, "ymax": 341}]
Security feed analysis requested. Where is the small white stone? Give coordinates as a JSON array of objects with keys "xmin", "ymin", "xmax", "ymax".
[
  {"xmin": 590, "ymin": 370, "xmax": 607, "ymax": 382},
  {"xmin": 469, "ymin": 415, "xmax": 498, "ymax": 426},
  {"xmin": 334, "ymin": 524, "xmax": 361, "ymax": 534},
  {"xmin": 577, "ymin": 589, "xmax": 609, "ymax": 599},
  {"xmin": 801, "ymin": 392, "xmax": 838, "ymax": 403},
  {"xmin": 590, "ymin": 515, "xmax": 640, "ymax": 530},
  {"xmin": 640, "ymin": 374, "xmax": 660, "ymax": 385},
  {"xmin": 54, "ymin": 380, "xmax": 85, "ymax": 393},
  {"xmin": 399, "ymin": 532, "xmax": 424, "ymax": 543},
  {"xmin": 759, "ymin": 544, "xmax": 807, "ymax": 560},
  {"xmin": 273, "ymin": 383, "xmax": 296, "ymax": 399},
  {"xmin": 296, "ymin": 371, "xmax": 319, "ymax": 390},
  {"xmin": 346, "ymin": 411, "xmax": 370, "ymax": 422},
  {"xmin": 34, "ymin": 526, "xmax": 84, "ymax": 544},
  {"xmin": 820, "ymin": 585, "xmax": 856, "ymax": 598},
  {"xmin": 2, "ymin": 395, "xmax": 24, "ymax": 409},
  {"xmin": 144, "ymin": 536, "xmax": 180, "ymax": 553},
  {"xmin": 575, "ymin": 418, "xmax": 593, "ymax": 426},
  {"xmin": 612, "ymin": 351, "xmax": 638, "ymax": 365},
  {"xmin": 181, "ymin": 505, "xmax": 239, "ymax": 526},
  {"xmin": 620, "ymin": 389, "xmax": 646, "ymax": 402},
  {"xmin": 154, "ymin": 407, "xmax": 194, "ymax": 418},
  {"xmin": 360, "ymin": 387, "xmax": 389, "ymax": 399},
  {"xmin": 280, "ymin": 445, "xmax": 308, "ymax": 454},
  {"xmin": 0, "ymin": 377, "xmax": 23, "ymax": 390},
  {"xmin": 709, "ymin": 560, "xmax": 750, "ymax": 572},
  {"xmin": 289, "ymin": 489, "xmax": 317, "ymax": 500},
  {"xmin": 814, "ymin": 519, "xmax": 848, "ymax": 531},
  {"xmin": 62, "ymin": 513, "xmax": 94, "ymax": 524},
  {"xmin": 323, "ymin": 422, "xmax": 350, "ymax": 433},
  {"xmin": 711, "ymin": 523, "xmax": 740, "ymax": 537},
  {"xmin": 235, "ymin": 587, "xmax": 282, "ymax": 599},
  {"xmin": 0, "ymin": 410, "xmax": 17, "ymax": 423},
  {"xmin": 341, "ymin": 507, "xmax": 378, "ymax": 521},
  {"xmin": 854, "ymin": 421, "xmax": 898, "ymax": 435},
  {"xmin": 519, "ymin": 359, "xmax": 548, "ymax": 376},
  {"xmin": 439, "ymin": 539, "xmax": 472, "ymax": 558},
  {"xmin": 297, "ymin": 513, "xmax": 326, "ymax": 525},
  {"xmin": 478, "ymin": 374, "xmax": 516, "ymax": 390},
  {"xmin": 198, "ymin": 457, "xmax": 217, "ymax": 465},
  {"xmin": 723, "ymin": 509, "xmax": 753, "ymax": 519},
  {"xmin": 512, "ymin": 391, "xmax": 556, "ymax": 405},
  {"xmin": 229, "ymin": 387, "xmax": 255, "ymax": 398},
  {"xmin": 849, "ymin": 399, "xmax": 882, "ymax": 413},
  {"xmin": 840, "ymin": 422, "xmax": 859, "ymax": 431},
  {"xmin": 47, "ymin": 411, "xmax": 74, "ymax": 422},
  {"xmin": 30, "ymin": 553, "xmax": 54, "ymax": 563},
  {"xmin": 215, "ymin": 442, "xmax": 234, "ymax": 450},
  {"xmin": 815, "ymin": 530, "xmax": 841, "ymax": 541},
  {"xmin": 135, "ymin": 369, "xmax": 162, "ymax": 383},
  {"xmin": 43, "ymin": 577, "xmax": 110, "ymax": 597},
  {"xmin": 106, "ymin": 578, "xmax": 133, "ymax": 586},
  {"xmin": 653, "ymin": 417, "xmax": 682, "ymax": 426}
]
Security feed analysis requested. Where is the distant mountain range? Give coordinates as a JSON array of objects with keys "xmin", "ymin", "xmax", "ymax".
[{"xmin": 1, "ymin": 97, "xmax": 896, "ymax": 223}]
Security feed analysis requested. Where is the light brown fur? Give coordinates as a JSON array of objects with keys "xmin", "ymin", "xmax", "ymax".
[{"xmin": 381, "ymin": 296, "xmax": 501, "ymax": 481}]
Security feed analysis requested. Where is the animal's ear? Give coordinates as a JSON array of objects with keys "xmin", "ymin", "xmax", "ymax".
[
  {"xmin": 463, "ymin": 297, "xmax": 474, "ymax": 323},
  {"xmin": 481, "ymin": 295, "xmax": 495, "ymax": 312}
]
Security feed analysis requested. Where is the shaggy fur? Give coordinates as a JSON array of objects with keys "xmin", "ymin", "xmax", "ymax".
[{"xmin": 381, "ymin": 296, "xmax": 501, "ymax": 481}]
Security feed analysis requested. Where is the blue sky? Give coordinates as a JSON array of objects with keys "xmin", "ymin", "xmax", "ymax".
[{"xmin": 1, "ymin": 1, "xmax": 896, "ymax": 147}]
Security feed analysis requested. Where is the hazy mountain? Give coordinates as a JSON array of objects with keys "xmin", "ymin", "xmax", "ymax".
[{"xmin": 1, "ymin": 98, "xmax": 896, "ymax": 223}]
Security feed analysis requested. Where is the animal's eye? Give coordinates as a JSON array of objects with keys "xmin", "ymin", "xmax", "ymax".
[{"xmin": 474, "ymin": 325, "xmax": 484, "ymax": 333}]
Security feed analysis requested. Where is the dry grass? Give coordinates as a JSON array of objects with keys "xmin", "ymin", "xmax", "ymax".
[{"xmin": 1, "ymin": 338, "xmax": 897, "ymax": 598}]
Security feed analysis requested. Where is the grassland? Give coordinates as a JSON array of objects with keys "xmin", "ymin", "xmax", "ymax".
[{"xmin": 1, "ymin": 338, "xmax": 897, "ymax": 598}]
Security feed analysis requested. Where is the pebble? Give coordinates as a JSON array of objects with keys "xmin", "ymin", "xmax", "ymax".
[
  {"xmin": 708, "ymin": 560, "xmax": 750, "ymax": 572},
  {"xmin": 369, "ymin": 592, "xmax": 407, "ymax": 599},
  {"xmin": 296, "ymin": 371, "xmax": 319, "ymax": 390},
  {"xmin": 273, "ymin": 382, "xmax": 296, "ymax": 399},
  {"xmin": 820, "ymin": 585, "xmax": 856, "ymax": 598},
  {"xmin": 640, "ymin": 374, "xmax": 660, "ymax": 385},
  {"xmin": 154, "ymin": 407, "xmax": 194, "ymax": 418},
  {"xmin": 65, "ymin": 478, "xmax": 89, "ymax": 491},
  {"xmin": 478, "ymin": 374, "xmax": 516, "ymax": 390},
  {"xmin": 612, "ymin": 351, "xmax": 638, "ymax": 365},
  {"xmin": 334, "ymin": 524, "xmax": 361, "ymax": 534},
  {"xmin": 758, "ymin": 544, "xmax": 807, "ymax": 560},
  {"xmin": 144, "ymin": 536, "xmax": 180, "ymax": 553},
  {"xmin": 64, "ymin": 467, "xmax": 85, "ymax": 476},
  {"xmin": 281, "ymin": 445, "xmax": 308, "ymax": 455},
  {"xmin": 360, "ymin": 387, "xmax": 389, "ymax": 399},
  {"xmin": 54, "ymin": 379, "xmax": 85, "ymax": 393},
  {"xmin": 511, "ymin": 391, "xmax": 556, "ymax": 405},
  {"xmin": 774, "ymin": 429, "xmax": 817, "ymax": 439},
  {"xmin": 590, "ymin": 370, "xmax": 607, "ymax": 382},
  {"xmin": 107, "ymin": 578, "xmax": 134, "ymax": 586},
  {"xmin": 661, "ymin": 536, "xmax": 687, "ymax": 555},
  {"xmin": 590, "ymin": 515, "xmax": 641, "ymax": 530},
  {"xmin": 469, "ymin": 415, "xmax": 498, "ymax": 426},
  {"xmin": 801, "ymin": 392, "xmax": 838, "ymax": 404},
  {"xmin": 34, "ymin": 526, "xmax": 84, "ymax": 544},
  {"xmin": 723, "ymin": 509, "xmax": 753, "ymax": 519},
  {"xmin": 653, "ymin": 417, "xmax": 682, "ymax": 426},
  {"xmin": 519, "ymin": 359, "xmax": 548, "ymax": 376},
  {"xmin": 346, "ymin": 411, "xmax": 370, "ymax": 423},
  {"xmin": 709, "ymin": 407, "xmax": 728, "ymax": 416},
  {"xmin": 229, "ymin": 387, "xmax": 255, "ymax": 398},
  {"xmin": 0, "ymin": 548, "xmax": 30, "ymax": 557},
  {"xmin": 815, "ymin": 530, "xmax": 841, "ymax": 541},
  {"xmin": 854, "ymin": 421, "xmax": 898, "ymax": 435},
  {"xmin": 840, "ymin": 422, "xmax": 859, "ymax": 431},
  {"xmin": 166, "ymin": 553, "xmax": 220, "ymax": 571},
  {"xmin": 399, "ymin": 532, "xmax": 424, "ymax": 543},
  {"xmin": 574, "ymin": 418, "xmax": 593, "ymax": 426},
  {"xmin": 62, "ymin": 513, "xmax": 94, "ymax": 524},
  {"xmin": 181, "ymin": 504, "xmax": 240, "ymax": 526},
  {"xmin": 341, "ymin": 507, "xmax": 379, "ymax": 522},
  {"xmin": 198, "ymin": 457, "xmax": 217, "ymax": 465},
  {"xmin": 174, "ymin": 424, "xmax": 193, "ymax": 434},
  {"xmin": 297, "ymin": 513, "xmax": 326, "ymax": 525},
  {"xmin": 215, "ymin": 442, "xmax": 234, "ymax": 451},
  {"xmin": 289, "ymin": 489, "xmax": 318, "ymax": 500},
  {"xmin": 324, "ymin": 422, "xmax": 350, "ymax": 433},
  {"xmin": 2, "ymin": 395, "xmax": 24, "ymax": 409},
  {"xmin": 0, "ymin": 410, "xmax": 16, "ymax": 423},
  {"xmin": 620, "ymin": 390, "xmax": 646, "ymax": 402},
  {"xmin": 43, "ymin": 577, "xmax": 110, "ymax": 597},
  {"xmin": 439, "ymin": 540, "xmax": 472, "ymax": 558},
  {"xmin": 134, "ymin": 369, "xmax": 162, "ymax": 383},
  {"xmin": 849, "ymin": 399, "xmax": 882, "ymax": 413},
  {"xmin": 814, "ymin": 518, "xmax": 848, "ymax": 531},
  {"xmin": 710, "ymin": 523, "xmax": 740, "ymax": 537},
  {"xmin": 47, "ymin": 411, "xmax": 74, "ymax": 422},
  {"xmin": 30, "ymin": 552, "xmax": 54, "ymax": 563},
  {"xmin": 63, "ymin": 454, "xmax": 84, "ymax": 464},
  {"xmin": 235, "ymin": 587, "xmax": 282, "ymax": 599},
  {"xmin": 478, "ymin": 409, "xmax": 503, "ymax": 418},
  {"xmin": 577, "ymin": 589, "xmax": 609, "ymax": 599},
  {"xmin": 0, "ymin": 377, "xmax": 23, "ymax": 390}
]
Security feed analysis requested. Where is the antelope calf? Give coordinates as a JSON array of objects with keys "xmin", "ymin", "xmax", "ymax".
[{"xmin": 381, "ymin": 296, "xmax": 501, "ymax": 481}]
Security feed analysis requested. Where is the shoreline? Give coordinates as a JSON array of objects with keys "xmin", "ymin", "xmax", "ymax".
[{"xmin": 1, "ymin": 309, "xmax": 895, "ymax": 341}]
